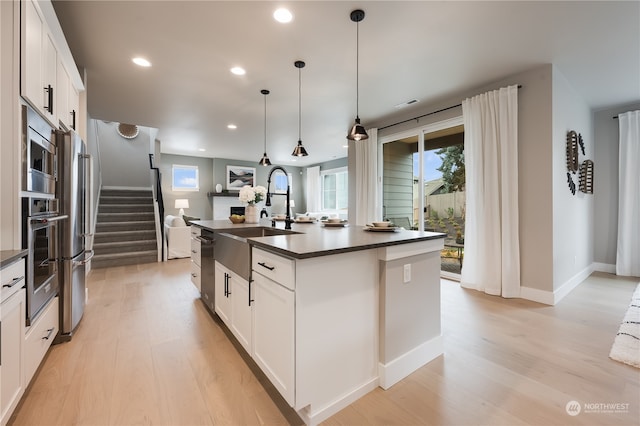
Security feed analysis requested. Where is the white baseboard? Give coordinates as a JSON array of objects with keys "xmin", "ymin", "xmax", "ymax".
[
  {"xmin": 298, "ymin": 377, "xmax": 379, "ymax": 426},
  {"xmin": 593, "ymin": 262, "xmax": 616, "ymax": 274},
  {"xmin": 521, "ymin": 264, "xmax": 594, "ymax": 305},
  {"xmin": 378, "ymin": 336, "xmax": 444, "ymax": 390}
]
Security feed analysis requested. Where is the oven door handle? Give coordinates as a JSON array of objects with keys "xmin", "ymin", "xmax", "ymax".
[
  {"xmin": 30, "ymin": 214, "xmax": 68, "ymax": 224},
  {"xmin": 73, "ymin": 250, "xmax": 94, "ymax": 267}
]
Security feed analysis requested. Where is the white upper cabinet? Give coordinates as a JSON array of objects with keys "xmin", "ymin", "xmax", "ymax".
[{"xmin": 21, "ymin": 0, "xmax": 83, "ymax": 129}]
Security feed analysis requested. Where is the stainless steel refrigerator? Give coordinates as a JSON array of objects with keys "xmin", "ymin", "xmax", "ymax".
[{"xmin": 55, "ymin": 129, "xmax": 92, "ymax": 341}]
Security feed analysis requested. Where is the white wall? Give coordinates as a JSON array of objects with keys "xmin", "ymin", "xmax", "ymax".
[
  {"xmin": 551, "ymin": 65, "xmax": 594, "ymax": 292},
  {"xmin": 593, "ymin": 101, "xmax": 640, "ymax": 268}
]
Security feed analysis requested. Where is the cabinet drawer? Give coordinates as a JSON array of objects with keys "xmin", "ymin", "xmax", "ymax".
[
  {"xmin": 1, "ymin": 258, "xmax": 26, "ymax": 302},
  {"xmin": 190, "ymin": 226, "xmax": 201, "ymax": 238},
  {"xmin": 252, "ymin": 248, "xmax": 295, "ymax": 290},
  {"xmin": 191, "ymin": 238, "xmax": 201, "ymax": 265},
  {"xmin": 24, "ymin": 296, "xmax": 58, "ymax": 385},
  {"xmin": 191, "ymin": 261, "xmax": 201, "ymax": 292}
]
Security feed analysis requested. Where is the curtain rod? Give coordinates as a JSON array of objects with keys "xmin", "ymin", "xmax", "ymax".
[{"xmin": 379, "ymin": 84, "xmax": 522, "ymax": 131}]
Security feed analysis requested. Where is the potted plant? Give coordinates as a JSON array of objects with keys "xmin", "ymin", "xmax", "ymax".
[{"xmin": 239, "ymin": 185, "xmax": 267, "ymax": 223}]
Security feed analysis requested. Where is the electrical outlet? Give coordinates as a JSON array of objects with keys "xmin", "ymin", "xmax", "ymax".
[{"xmin": 403, "ymin": 264, "xmax": 411, "ymax": 283}]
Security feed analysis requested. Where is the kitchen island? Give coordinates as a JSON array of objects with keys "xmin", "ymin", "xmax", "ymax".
[{"xmin": 191, "ymin": 219, "xmax": 446, "ymax": 425}]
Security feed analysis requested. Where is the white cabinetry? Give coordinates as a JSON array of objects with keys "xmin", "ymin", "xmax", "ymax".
[
  {"xmin": 24, "ymin": 296, "xmax": 58, "ymax": 385},
  {"xmin": 214, "ymin": 261, "xmax": 252, "ymax": 353},
  {"xmin": 21, "ymin": 0, "xmax": 56, "ymax": 123},
  {"xmin": 1, "ymin": 258, "xmax": 26, "ymax": 426},
  {"xmin": 252, "ymin": 270, "xmax": 295, "ymax": 406},
  {"xmin": 190, "ymin": 226, "xmax": 201, "ymax": 292},
  {"xmin": 21, "ymin": 0, "xmax": 83, "ymax": 129},
  {"xmin": 214, "ymin": 261, "xmax": 231, "ymax": 325}
]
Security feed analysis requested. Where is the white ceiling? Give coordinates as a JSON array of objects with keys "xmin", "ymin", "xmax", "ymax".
[{"xmin": 52, "ymin": 1, "xmax": 640, "ymax": 167}]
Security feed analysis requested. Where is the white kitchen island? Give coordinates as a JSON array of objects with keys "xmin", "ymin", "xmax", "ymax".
[{"xmin": 192, "ymin": 219, "xmax": 446, "ymax": 425}]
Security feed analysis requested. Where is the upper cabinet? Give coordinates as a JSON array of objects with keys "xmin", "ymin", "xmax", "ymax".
[{"xmin": 20, "ymin": 0, "xmax": 83, "ymax": 130}]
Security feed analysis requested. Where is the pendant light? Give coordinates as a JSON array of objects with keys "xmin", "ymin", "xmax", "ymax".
[
  {"xmin": 258, "ymin": 89, "xmax": 272, "ymax": 166},
  {"xmin": 292, "ymin": 60, "xmax": 309, "ymax": 157},
  {"xmin": 347, "ymin": 9, "xmax": 368, "ymax": 141}
]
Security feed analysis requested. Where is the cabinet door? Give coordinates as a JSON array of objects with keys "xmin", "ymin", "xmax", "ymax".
[
  {"xmin": 42, "ymin": 29, "xmax": 57, "ymax": 123},
  {"xmin": 56, "ymin": 60, "xmax": 70, "ymax": 128},
  {"xmin": 1, "ymin": 289, "xmax": 26, "ymax": 425},
  {"xmin": 230, "ymin": 275, "xmax": 252, "ymax": 353},
  {"xmin": 21, "ymin": 0, "xmax": 43, "ymax": 115},
  {"xmin": 214, "ymin": 262, "xmax": 231, "ymax": 325},
  {"xmin": 252, "ymin": 272, "xmax": 295, "ymax": 406}
]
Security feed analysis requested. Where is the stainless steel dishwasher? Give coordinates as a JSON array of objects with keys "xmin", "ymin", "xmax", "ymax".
[{"xmin": 198, "ymin": 229, "xmax": 215, "ymax": 313}]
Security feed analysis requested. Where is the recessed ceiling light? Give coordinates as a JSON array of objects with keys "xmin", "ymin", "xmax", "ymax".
[
  {"xmin": 227, "ymin": 124, "xmax": 237, "ymax": 129},
  {"xmin": 132, "ymin": 57, "xmax": 151, "ymax": 67},
  {"xmin": 343, "ymin": 145, "xmax": 349, "ymax": 148},
  {"xmin": 273, "ymin": 8, "xmax": 293, "ymax": 23},
  {"xmin": 230, "ymin": 67, "xmax": 246, "ymax": 76},
  {"xmin": 394, "ymin": 99, "xmax": 420, "ymax": 109},
  {"xmin": 198, "ymin": 148, "xmax": 206, "ymax": 152}
]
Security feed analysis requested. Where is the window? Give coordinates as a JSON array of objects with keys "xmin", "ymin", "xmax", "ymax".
[
  {"xmin": 172, "ymin": 165, "xmax": 199, "ymax": 191},
  {"xmin": 321, "ymin": 167, "xmax": 348, "ymax": 210}
]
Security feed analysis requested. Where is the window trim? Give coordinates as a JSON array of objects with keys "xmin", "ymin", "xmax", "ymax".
[
  {"xmin": 321, "ymin": 166, "xmax": 348, "ymax": 211},
  {"xmin": 172, "ymin": 164, "xmax": 199, "ymax": 192}
]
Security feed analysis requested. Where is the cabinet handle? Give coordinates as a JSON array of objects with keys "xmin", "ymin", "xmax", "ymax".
[
  {"xmin": 248, "ymin": 279, "xmax": 254, "ymax": 306},
  {"xmin": 43, "ymin": 328, "xmax": 55, "ymax": 340},
  {"xmin": 258, "ymin": 262, "xmax": 275, "ymax": 271},
  {"xmin": 191, "ymin": 250, "xmax": 197, "ymax": 253},
  {"xmin": 71, "ymin": 109, "xmax": 76, "ymax": 130},
  {"xmin": 2, "ymin": 275, "xmax": 24, "ymax": 289},
  {"xmin": 226, "ymin": 273, "xmax": 231, "ymax": 297},
  {"xmin": 44, "ymin": 84, "xmax": 54, "ymax": 114},
  {"xmin": 191, "ymin": 273, "xmax": 197, "ymax": 278}
]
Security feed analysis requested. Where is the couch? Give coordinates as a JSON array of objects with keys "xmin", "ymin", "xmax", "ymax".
[{"xmin": 164, "ymin": 215, "xmax": 191, "ymax": 259}]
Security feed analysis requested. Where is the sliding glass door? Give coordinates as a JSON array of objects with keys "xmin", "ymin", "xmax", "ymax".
[{"xmin": 381, "ymin": 117, "xmax": 465, "ymax": 278}]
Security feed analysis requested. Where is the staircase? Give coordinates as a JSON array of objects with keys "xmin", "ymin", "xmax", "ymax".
[{"xmin": 92, "ymin": 188, "xmax": 159, "ymax": 269}]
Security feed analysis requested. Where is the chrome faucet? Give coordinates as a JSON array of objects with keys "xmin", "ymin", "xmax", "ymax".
[{"xmin": 265, "ymin": 166, "xmax": 292, "ymax": 230}]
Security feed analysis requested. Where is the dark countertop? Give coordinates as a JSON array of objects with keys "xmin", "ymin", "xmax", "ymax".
[
  {"xmin": 191, "ymin": 219, "xmax": 446, "ymax": 260},
  {"xmin": 0, "ymin": 249, "xmax": 28, "ymax": 268}
]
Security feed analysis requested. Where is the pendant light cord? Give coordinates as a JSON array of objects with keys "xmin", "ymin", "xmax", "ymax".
[
  {"xmin": 298, "ymin": 66, "xmax": 302, "ymax": 140},
  {"xmin": 356, "ymin": 19, "xmax": 360, "ymax": 118},
  {"xmin": 264, "ymin": 92, "xmax": 267, "ymax": 152}
]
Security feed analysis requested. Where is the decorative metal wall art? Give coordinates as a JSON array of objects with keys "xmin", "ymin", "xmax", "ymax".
[
  {"xmin": 579, "ymin": 159, "xmax": 594, "ymax": 194},
  {"xmin": 565, "ymin": 129, "xmax": 594, "ymax": 195}
]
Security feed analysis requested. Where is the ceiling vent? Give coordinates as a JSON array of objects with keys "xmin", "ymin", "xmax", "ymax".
[{"xmin": 394, "ymin": 99, "xmax": 420, "ymax": 109}]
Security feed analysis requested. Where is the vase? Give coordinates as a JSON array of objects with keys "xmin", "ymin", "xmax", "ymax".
[
  {"xmin": 215, "ymin": 183, "xmax": 222, "ymax": 193},
  {"xmin": 245, "ymin": 204, "xmax": 259, "ymax": 223}
]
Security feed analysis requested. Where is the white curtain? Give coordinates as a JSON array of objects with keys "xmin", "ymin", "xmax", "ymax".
[
  {"xmin": 306, "ymin": 166, "xmax": 321, "ymax": 212},
  {"xmin": 355, "ymin": 127, "xmax": 379, "ymax": 225},
  {"xmin": 460, "ymin": 85, "xmax": 520, "ymax": 297},
  {"xmin": 616, "ymin": 110, "xmax": 640, "ymax": 277}
]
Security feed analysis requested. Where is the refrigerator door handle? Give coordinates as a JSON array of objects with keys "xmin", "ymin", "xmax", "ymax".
[
  {"xmin": 72, "ymin": 250, "xmax": 94, "ymax": 267},
  {"xmin": 80, "ymin": 153, "xmax": 93, "ymax": 239}
]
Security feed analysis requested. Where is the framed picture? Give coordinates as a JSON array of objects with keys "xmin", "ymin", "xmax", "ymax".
[
  {"xmin": 273, "ymin": 171, "xmax": 292, "ymax": 194},
  {"xmin": 226, "ymin": 165, "xmax": 255, "ymax": 190}
]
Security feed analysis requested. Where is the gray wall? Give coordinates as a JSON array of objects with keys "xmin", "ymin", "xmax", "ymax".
[
  {"xmin": 551, "ymin": 66, "xmax": 594, "ymax": 290},
  {"xmin": 96, "ymin": 120, "xmax": 153, "ymax": 187},
  {"xmin": 212, "ymin": 158, "xmax": 303, "ymax": 217},
  {"xmin": 160, "ymin": 154, "xmax": 214, "ymax": 220},
  {"xmin": 593, "ymin": 102, "xmax": 640, "ymax": 266}
]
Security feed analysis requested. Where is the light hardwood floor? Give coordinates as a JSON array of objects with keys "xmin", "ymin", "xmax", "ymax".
[{"xmin": 9, "ymin": 260, "xmax": 639, "ymax": 425}]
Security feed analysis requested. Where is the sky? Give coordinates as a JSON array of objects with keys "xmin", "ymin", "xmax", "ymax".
[{"xmin": 413, "ymin": 150, "xmax": 442, "ymax": 182}]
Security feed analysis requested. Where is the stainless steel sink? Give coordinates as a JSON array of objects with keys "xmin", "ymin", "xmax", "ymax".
[{"xmin": 215, "ymin": 227, "xmax": 299, "ymax": 280}]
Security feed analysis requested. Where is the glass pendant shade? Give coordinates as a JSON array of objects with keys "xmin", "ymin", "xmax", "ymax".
[
  {"xmin": 292, "ymin": 140, "xmax": 308, "ymax": 156},
  {"xmin": 347, "ymin": 117, "xmax": 369, "ymax": 141}
]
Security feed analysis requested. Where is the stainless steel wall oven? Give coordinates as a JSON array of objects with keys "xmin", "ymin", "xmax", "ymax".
[{"xmin": 22, "ymin": 197, "xmax": 67, "ymax": 325}]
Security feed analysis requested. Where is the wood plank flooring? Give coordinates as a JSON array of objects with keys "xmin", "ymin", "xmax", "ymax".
[{"xmin": 9, "ymin": 261, "xmax": 640, "ymax": 425}]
